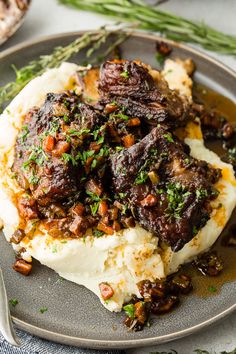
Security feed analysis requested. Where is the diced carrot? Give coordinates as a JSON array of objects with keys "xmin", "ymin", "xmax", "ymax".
[
  {"xmin": 127, "ymin": 118, "xmax": 141, "ymax": 127},
  {"xmin": 85, "ymin": 156, "xmax": 94, "ymax": 174},
  {"xmin": 122, "ymin": 134, "xmax": 135, "ymax": 147},
  {"xmin": 97, "ymin": 222, "xmax": 114, "ymax": 235},
  {"xmin": 140, "ymin": 194, "xmax": 158, "ymax": 207},
  {"xmin": 72, "ymin": 204, "xmax": 85, "ymax": 216},
  {"xmin": 43, "ymin": 135, "xmax": 55, "ymax": 152},
  {"xmin": 52, "ymin": 141, "xmax": 70, "ymax": 157},
  {"xmin": 13, "ymin": 259, "xmax": 32, "ymax": 276},
  {"xmin": 113, "ymin": 220, "xmax": 121, "ymax": 232},
  {"xmin": 89, "ymin": 141, "xmax": 102, "ymax": 153},
  {"xmin": 99, "ymin": 282, "xmax": 114, "ymax": 300},
  {"xmin": 104, "ymin": 103, "xmax": 118, "ymax": 114},
  {"xmin": 98, "ymin": 200, "xmax": 108, "ymax": 217}
]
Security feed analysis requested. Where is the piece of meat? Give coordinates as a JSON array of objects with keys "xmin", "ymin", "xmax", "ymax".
[
  {"xmin": 110, "ymin": 126, "xmax": 221, "ymax": 251},
  {"xmin": 98, "ymin": 60, "xmax": 191, "ymax": 128},
  {"xmin": 12, "ymin": 91, "xmax": 103, "ymax": 206}
]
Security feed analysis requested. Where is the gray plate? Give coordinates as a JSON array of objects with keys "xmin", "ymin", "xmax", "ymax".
[{"xmin": 0, "ymin": 31, "xmax": 236, "ymax": 349}]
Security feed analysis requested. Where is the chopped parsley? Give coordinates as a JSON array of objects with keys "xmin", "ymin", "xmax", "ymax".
[
  {"xmin": 67, "ymin": 128, "xmax": 90, "ymax": 137},
  {"xmin": 28, "ymin": 172, "xmax": 40, "ymax": 185},
  {"xmin": 116, "ymin": 192, "xmax": 127, "ymax": 199},
  {"xmin": 196, "ymin": 188, "xmax": 208, "ymax": 201},
  {"xmin": 76, "ymin": 150, "xmax": 94, "ymax": 165},
  {"xmin": 52, "ymin": 245, "xmax": 58, "ymax": 253},
  {"xmin": 22, "ymin": 144, "xmax": 49, "ymax": 170},
  {"xmin": 112, "ymin": 113, "xmax": 130, "ymax": 121},
  {"xmin": 86, "ymin": 191, "xmax": 101, "ymax": 216},
  {"xmin": 208, "ymin": 285, "xmax": 217, "ymax": 293},
  {"xmin": 165, "ymin": 183, "xmax": 191, "ymax": 219},
  {"xmin": 20, "ymin": 125, "xmax": 29, "ymax": 143},
  {"xmin": 163, "ymin": 133, "xmax": 174, "ymax": 143},
  {"xmin": 90, "ymin": 202, "xmax": 99, "ymax": 215},
  {"xmin": 123, "ymin": 303, "xmax": 135, "ymax": 319},
  {"xmin": 135, "ymin": 170, "xmax": 149, "ymax": 185},
  {"xmin": 155, "ymin": 52, "xmax": 165, "ymax": 65},
  {"xmin": 62, "ymin": 153, "xmax": 78, "ymax": 166},
  {"xmin": 39, "ymin": 307, "xmax": 48, "ymax": 314},
  {"xmin": 9, "ymin": 298, "xmax": 18, "ymax": 307},
  {"xmin": 93, "ymin": 230, "xmax": 104, "ymax": 237},
  {"xmin": 135, "ymin": 158, "xmax": 154, "ymax": 185},
  {"xmin": 63, "ymin": 115, "xmax": 70, "ymax": 123},
  {"xmin": 120, "ymin": 70, "xmax": 129, "ymax": 79}
]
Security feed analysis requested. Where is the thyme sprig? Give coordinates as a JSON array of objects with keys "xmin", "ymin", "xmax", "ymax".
[
  {"xmin": 58, "ymin": 0, "xmax": 236, "ymax": 56},
  {"xmin": 0, "ymin": 25, "xmax": 130, "ymax": 112}
]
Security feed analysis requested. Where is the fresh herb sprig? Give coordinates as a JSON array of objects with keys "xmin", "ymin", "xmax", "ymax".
[
  {"xmin": 0, "ymin": 25, "xmax": 130, "ymax": 112},
  {"xmin": 58, "ymin": 0, "xmax": 236, "ymax": 56}
]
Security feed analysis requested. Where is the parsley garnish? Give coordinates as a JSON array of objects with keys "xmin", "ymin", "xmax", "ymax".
[
  {"xmin": 67, "ymin": 128, "xmax": 90, "ymax": 137},
  {"xmin": 52, "ymin": 245, "xmax": 58, "ymax": 253},
  {"xmin": 196, "ymin": 188, "xmax": 208, "ymax": 201},
  {"xmin": 123, "ymin": 304, "xmax": 135, "ymax": 319},
  {"xmin": 22, "ymin": 145, "xmax": 49, "ymax": 169},
  {"xmin": 208, "ymin": 285, "xmax": 217, "ymax": 293},
  {"xmin": 62, "ymin": 153, "xmax": 78, "ymax": 166},
  {"xmin": 163, "ymin": 133, "xmax": 174, "ymax": 143},
  {"xmin": 165, "ymin": 183, "xmax": 191, "ymax": 219},
  {"xmin": 135, "ymin": 170, "xmax": 149, "ymax": 185},
  {"xmin": 9, "ymin": 298, "xmax": 18, "ymax": 307},
  {"xmin": 20, "ymin": 125, "xmax": 29, "ymax": 143},
  {"xmin": 120, "ymin": 70, "xmax": 129, "ymax": 79},
  {"xmin": 39, "ymin": 307, "xmax": 48, "ymax": 314},
  {"xmin": 28, "ymin": 172, "xmax": 40, "ymax": 185},
  {"xmin": 112, "ymin": 113, "xmax": 130, "ymax": 121},
  {"xmin": 93, "ymin": 230, "xmax": 104, "ymax": 237},
  {"xmin": 86, "ymin": 191, "xmax": 101, "ymax": 216},
  {"xmin": 155, "ymin": 52, "xmax": 165, "ymax": 65}
]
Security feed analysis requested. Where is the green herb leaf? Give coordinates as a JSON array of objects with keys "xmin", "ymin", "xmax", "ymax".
[
  {"xmin": 62, "ymin": 153, "xmax": 78, "ymax": 166},
  {"xmin": 93, "ymin": 229, "xmax": 104, "ymax": 237},
  {"xmin": 123, "ymin": 304, "xmax": 135, "ymax": 319},
  {"xmin": 0, "ymin": 26, "xmax": 130, "ymax": 112},
  {"xmin": 163, "ymin": 133, "xmax": 174, "ymax": 143},
  {"xmin": 58, "ymin": 0, "xmax": 236, "ymax": 60},
  {"xmin": 39, "ymin": 307, "xmax": 48, "ymax": 314},
  {"xmin": 120, "ymin": 70, "xmax": 129, "ymax": 79},
  {"xmin": 135, "ymin": 170, "xmax": 149, "ymax": 185},
  {"xmin": 9, "ymin": 298, "xmax": 18, "ymax": 307},
  {"xmin": 208, "ymin": 285, "xmax": 217, "ymax": 293},
  {"xmin": 156, "ymin": 52, "xmax": 165, "ymax": 66}
]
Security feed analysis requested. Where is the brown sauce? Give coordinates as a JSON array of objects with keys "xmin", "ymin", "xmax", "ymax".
[{"xmin": 183, "ymin": 83, "xmax": 236, "ymax": 297}]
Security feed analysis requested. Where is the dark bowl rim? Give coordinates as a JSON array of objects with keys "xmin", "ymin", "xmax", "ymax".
[{"xmin": 1, "ymin": 30, "xmax": 236, "ymax": 349}]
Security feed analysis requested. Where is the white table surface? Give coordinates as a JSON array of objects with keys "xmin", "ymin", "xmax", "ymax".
[{"xmin": 1, "ymin": 1, "xmax": 236, "ymax": 353}]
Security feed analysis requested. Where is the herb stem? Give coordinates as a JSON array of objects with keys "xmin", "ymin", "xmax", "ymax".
[
  {"xmin": 58, "ymin": 0, "xmax": 236, "ymax": 56},
  {"xmin": 0, "ymin": 24, "xmax": 131, "ymax": 112}
]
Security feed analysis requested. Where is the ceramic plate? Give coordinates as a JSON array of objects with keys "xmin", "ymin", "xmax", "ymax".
[{"xmin": 0, "ymin": 31, "xmax": 235, "ymax": 349}]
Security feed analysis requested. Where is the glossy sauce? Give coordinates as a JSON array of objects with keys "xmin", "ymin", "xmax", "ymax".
[{"xmin": 183, "ymin": 84, "xmax": 236, "ymax": 297}]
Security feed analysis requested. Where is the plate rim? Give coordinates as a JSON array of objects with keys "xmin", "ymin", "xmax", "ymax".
[{"xmin": 1, "ymin": 30, "xmax": 236, "ymax": 349}]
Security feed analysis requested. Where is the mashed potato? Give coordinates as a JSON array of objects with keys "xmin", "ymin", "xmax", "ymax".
[{"xmin": 0, "ymin": 61, "xmax": 235, "ymax": 312}]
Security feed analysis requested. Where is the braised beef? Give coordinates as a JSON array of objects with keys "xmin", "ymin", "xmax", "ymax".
[
  {"xmin": 99, "ymin": 60, "xmax": 191, "ymax": 128},
  {"xmin": 110, "ymin": 126, "xmax": 221, "ymax": 251},
  {"xmin": 12, "ymin": 92, "xmax": 103, "ymax": 207},
  {"xmin": 11, "ymin": 62, "xmax": 222, "ymax": 250}
]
